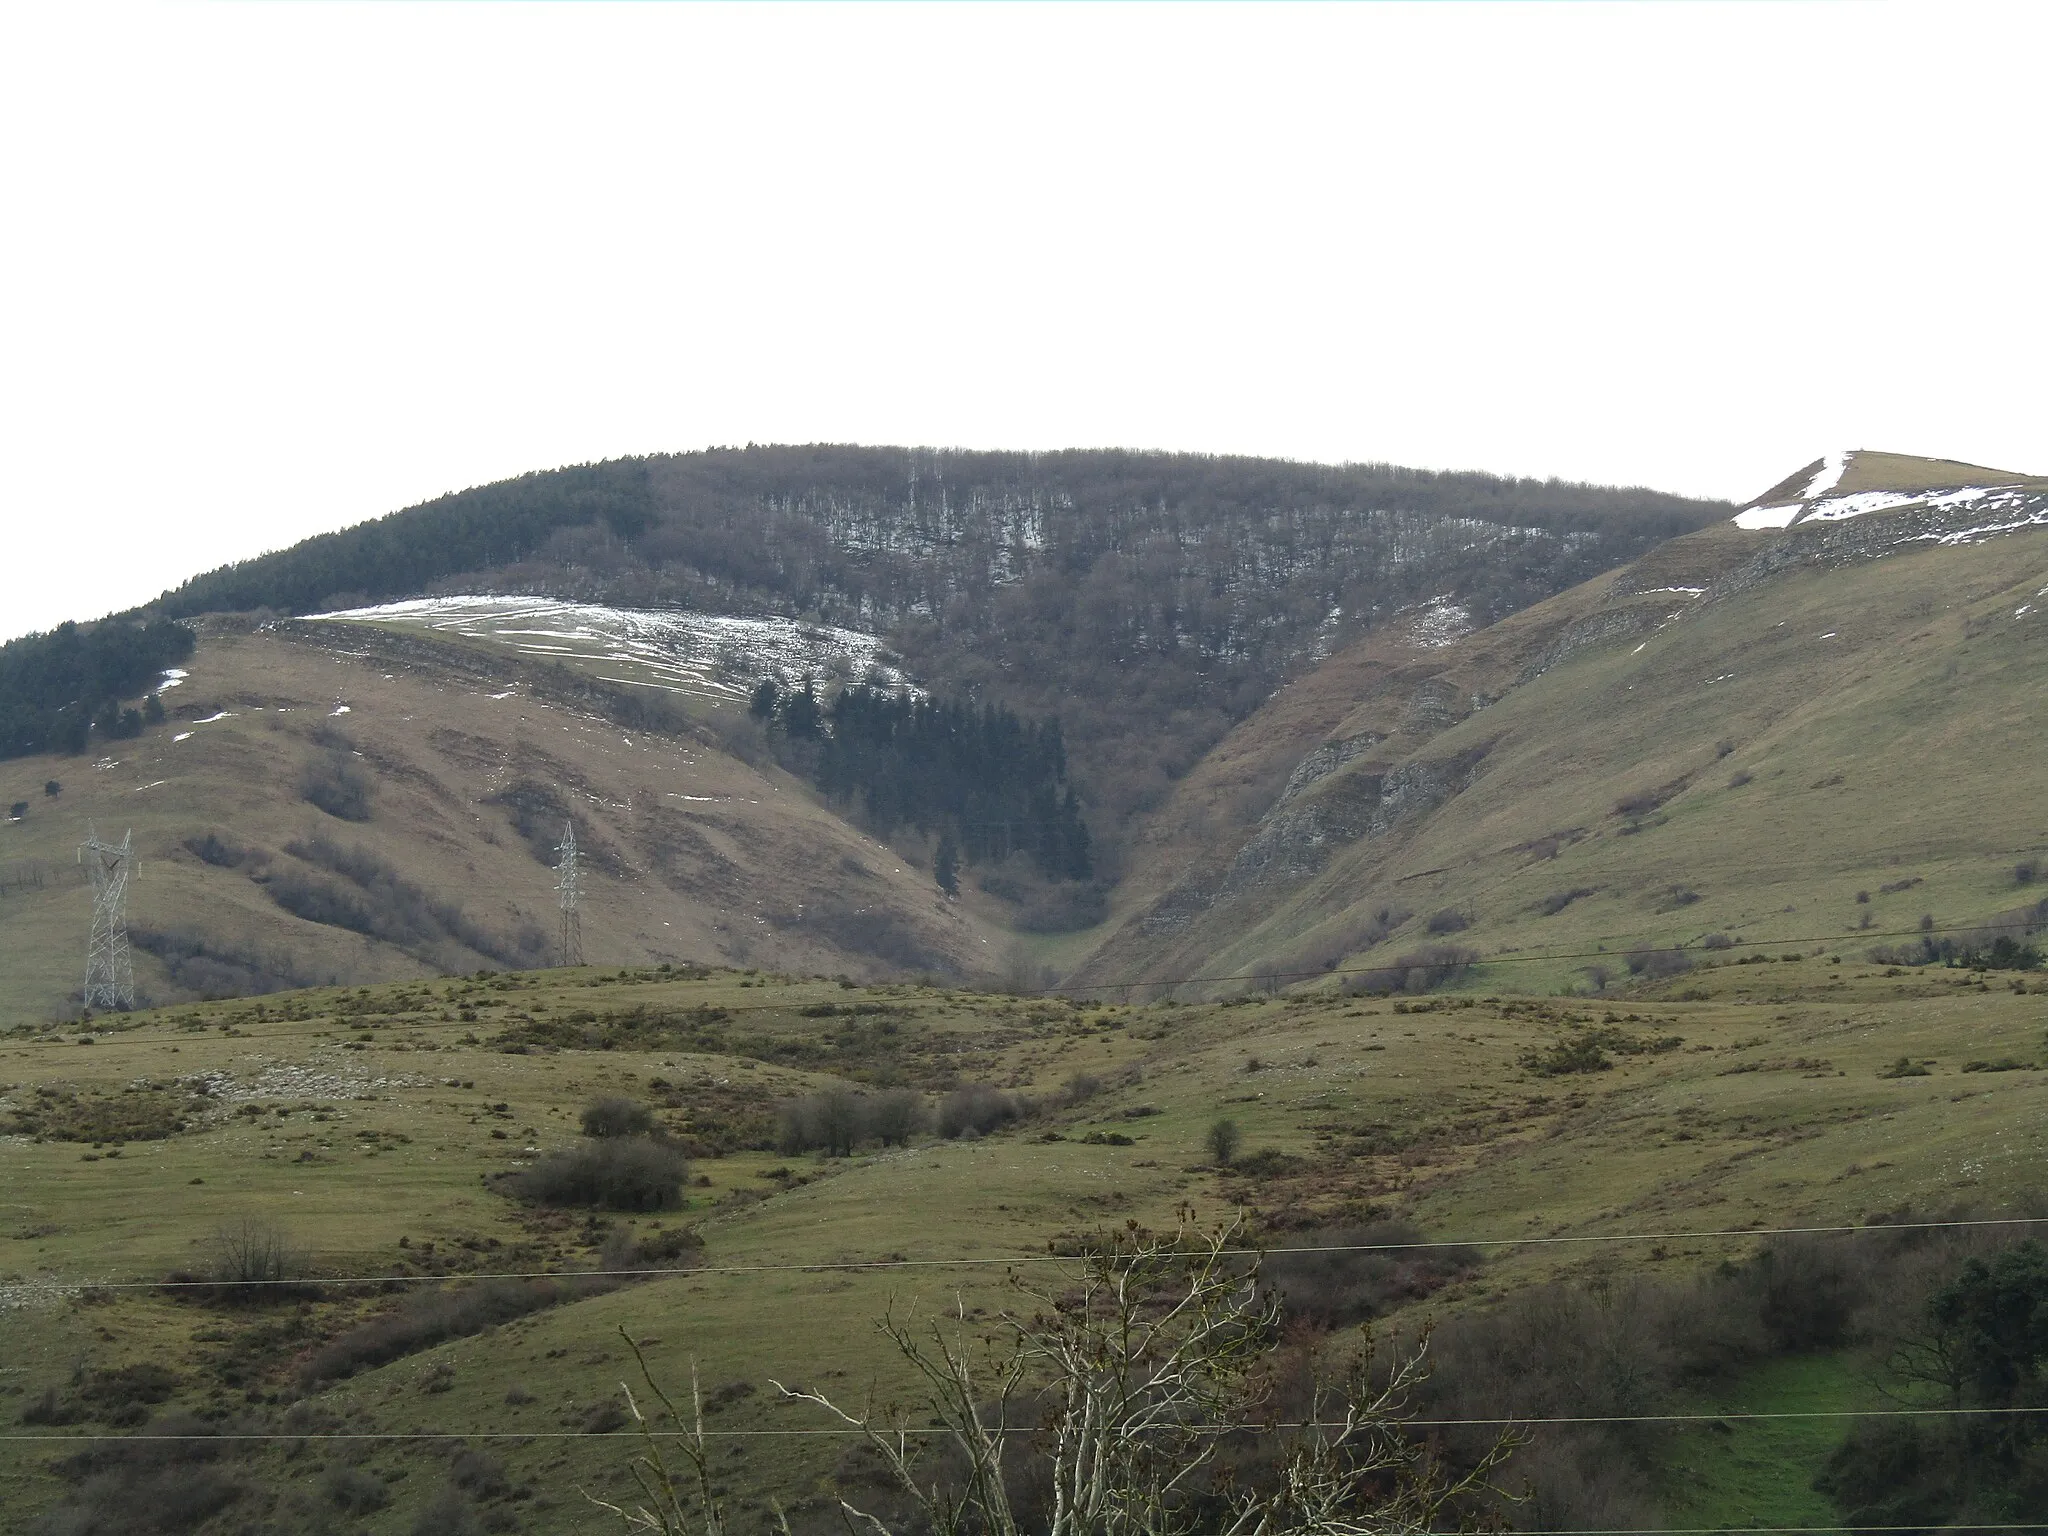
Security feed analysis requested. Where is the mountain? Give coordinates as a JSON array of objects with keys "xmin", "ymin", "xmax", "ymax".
[
  {"xmin": 0, "ymin": 447, "xmax": 1735, "ymax": 1024},
  {"xmin": 5, "ymin": 446, "xmax": 2041, "ymax": 1027},
  {"xmin": 1069, "ymin": 451, "xmax": 2048, "ymax": 995},
  {"xmin": 143, "ymin": 446, "xmax": 1727, "ymax": 836}
]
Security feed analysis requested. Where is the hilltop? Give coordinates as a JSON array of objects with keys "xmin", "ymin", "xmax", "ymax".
[{"xmin": 1071, "ymin": 451, "xmax": 2048, "ymax": 995}]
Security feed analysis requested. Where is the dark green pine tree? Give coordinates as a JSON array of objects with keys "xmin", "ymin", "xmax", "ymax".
[{"xmin": 934, "ymin": 832, "xmax": 960, "ymax": 896}]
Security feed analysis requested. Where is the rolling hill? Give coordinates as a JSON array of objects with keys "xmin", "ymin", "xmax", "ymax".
[
  {"xmin": 4, "ymin": 446, "xmax": 2047, "ymax": 1535},
  {"xmin": 1068, "ymin": 451, "xmax": 2048, "ymax": 996}
]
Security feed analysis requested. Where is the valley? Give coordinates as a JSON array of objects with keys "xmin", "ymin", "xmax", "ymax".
[
  {"xmin": 1, "ymin": 953, "xmax": 2042, "ymax": 1532},
  {"xmin": 3, "ymin": 444, "xmax": 2046, "ymax": 1534}
]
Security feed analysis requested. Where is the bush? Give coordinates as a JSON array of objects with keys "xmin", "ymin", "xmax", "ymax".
[
  {"xmin": 412, "ymin": 1485, "xmax": 487, "ymax": 1536},
  {"xmin": 937, "ymin": 1084, "xmax": 1028, "ymax": 1139},
  {"xmin": 300, "ymin": 750, "xmax": 372, "ymax": 821},
  {"xmin": 779, "ymin": 1088, "xmax": 867, "ymax": 1157},
  {"xmin": 1538, "ymin": 887, "xmax": 1597, "ymax": 916},
  {"xmin": 1425, "ymin": 908, "xmax": 1471, "ymax": 935},
  {"xmin": 211, "ymin": 1216, "xmax": 302, "ymax": 1288},
  {"xmin": 30, "ymin": 1413, "xmax": 246, "ymax": 1535},
  {"xmin": 323, "ymin": 1465, "xmax": 390, "ymax": 1514},
  {"xmin": 304, "ymin": 1276, "xmax": 606, "ymax": 1385},
  {"xmin": 581, "ymin": 1097, "xmax": 655, "ymax": 1139},
  {"xmin": 1205, "ymin": 1118, "xmax": 1242, "ymax": 1167},
  {"xmin": 504, "ymin": 1137, "xmax": 689, "ymax": 1211},
  {"xmin": 1700, "ymin": 932, "xmax": 1735, "ymax": 950},
  {"xmin": 1343, "ymin": 945, "xmax": 1479, "ymax": 996},
  {"xmin": 1261, "ymin": 1222, "xmax": 1480, "ymax": 1328},
  {"xmin": 1624, "ymin": 947, "xmax": 1692, "ymax": 980},
  {"xmin": 864, "ymin": 1087, "xmax": 928, "ymax": 1147}
]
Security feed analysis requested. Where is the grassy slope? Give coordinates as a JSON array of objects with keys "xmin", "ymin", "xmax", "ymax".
[
  {"xmin": 0, "ymin": 622, "xmax": 1002, "ymax": 1029},
  {"xmin": 2, "ymin": 952, "xmax": 2043, "ymax": 1532},
  {"xmin": 1078, "ymin": 517, "xmax": 2048, "ymax": 997}
]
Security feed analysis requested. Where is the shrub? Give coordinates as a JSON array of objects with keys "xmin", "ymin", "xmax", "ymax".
[
  {"xmin": 32, "ymin": 1413, "xmax": 247, "ymax": 1534},
  {"xmin": 937, "ymin": 1085, "xmax": 1028, "ymax": 1139},
  {"xmin": 1624, "ymin": 947, "xmax": 1693, "ymax": 980},
  {"xmin": 303, "ymin": 1276, "xmax": 605, "ymax": 1385},
  {"xmin": 1727, "ymin": 770, "xmax": 1753, "ymax": 789},
  {"xmin": 1261, "ymin": 1222, "xmax": 1480, "ymax": 1328},
  {"xmin": 2018, "ymin": 858, "xmax": 2041, "ymax": 886},
  {"xmin": 1701, "ymin": 932, "xmax": 1735, "ymax": 950},
  {"xmin": 779, "ymin": 1088, "xmax": 867, "ymax": 1157},
  {"xmin": 1520, "ymin": 1036, "xmax": 1613, "ymax": 1075},
  {"xmin": 864, "ymin": 1087, "xmax": 928, "ymax": 1147},
  {"xmin": 1205, "ymin": 1118, "xmax": 1242, "ymax": 1167},
  {"xmin": 300, "ymin": 750, "xmax": 372, "ymax": 821},
  {"xmin": 581, "ymin": 1097, "xmax": 655, "ymax": 1139},
  {"xmin": 323, "ymin": 1465, "xmax": 390, "ymax": 1514},
  {"xmin": 211, "ymin": 1216, "xmax": 302, "ymax": 1288},
  {"xmin": 1343, "ymin": 945, "xmax": 1479, "ymax": 996},
  {"xmin": 504, "ymin": 1137, "xmax": 688, "ymax": 1211},
  {"xmin": 412, "ymin": 1485, "xmax": 487, "ymax": 1536},
  {"xmin": 1425, "ymin": 908, "xmax": 1471, "ymax": 935},
  {"xmin": 1539, "ymin": 887, "xmax": 1597, "ymax": 916},
  {"xmin": 1878, "ymin": 1057, "xmax": 1930, "ymax": 1079},
  {"xmin": 1060, "ymin": 1073, "xmax": 1104, "ymax": 1106}
]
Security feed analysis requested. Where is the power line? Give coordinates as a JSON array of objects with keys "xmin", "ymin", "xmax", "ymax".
[
  {"xmin": 7, "ymin": 1406, "xmax": 2048, "ymax": 1444},
  {"xmin": 45, "ymin": 1215, "xmax": 2048, "ymax": 1292}
]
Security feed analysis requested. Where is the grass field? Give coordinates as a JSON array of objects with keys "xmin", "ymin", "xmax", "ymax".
[{"xmin": 2, "ymin": 944, "xmax": 2043, "ymax": 1532}]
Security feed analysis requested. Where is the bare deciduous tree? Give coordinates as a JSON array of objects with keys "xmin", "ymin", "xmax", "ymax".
[{"xmin": 590, "ymin": 1215, "xmax": 1516, "ymax": 1536}]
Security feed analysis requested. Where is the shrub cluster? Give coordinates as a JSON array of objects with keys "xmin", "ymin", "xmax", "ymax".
[
  {"xmin": 1259, "ymin": 1221, "xmax": 1481, "ymax": 1328},
  {"xmin": 504, "ymin": 1137, "xmax": 689, "ymax": 1212},
  {"xmin": 1342, "ymin": 945, "xmax": 1478, "ymax": 996},
  {"xmin": 936, "ymin": 1084, "xmax": 1032, "ymax": 1139},
  {"xmin": 778, "ymin": 1087, "xmax": 930, "ymax": 1156}
]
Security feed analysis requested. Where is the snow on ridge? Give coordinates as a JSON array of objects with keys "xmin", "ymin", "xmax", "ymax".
[
  {"xmin": 1802, "ymin": 451, "xmax": 1850, "ymax": 501},
  {"xmin": 1733, "ymin": 503, "xmax": 1803, "ymax": 531},
  {"xmin": 1733, "ymin": 478, "xmax": 2033, "ymax": 533},
  {"xmin": 311, "ymin": 596, "xmax": 918, "ymax": 701}
]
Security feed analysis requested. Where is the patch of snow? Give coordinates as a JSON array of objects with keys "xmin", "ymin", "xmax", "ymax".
[
  {"xmin": 172, "ymin": 732, "xmax": 194, "ymax": 743},
  {"xmin": 315, "ymin": 596, "xmax": 921, "ymax": 701},
  {"xmin": 1799, "ymin": 491, "xmax": 1924, "ymax": 524},
  {"xmin": 1802, "ymin": 451, "xmax": 1850, "ymax": 501},
  {"xmin": 2018, "ymin": 606, "xmax": 2034, "ymax": 618},
  {"xmin": 1636, "ymin": 586, "xmax": 1705, "ymax": 597},
  {"xmin": 1407, "ymin": 597, "xmax": 1471, "ymax": 650},
  {"xmin": 134, "ymin": 780, "xmax": 169, "ymax": 792},
  {"xmin": 487, "ymin": 690, "xmax": 517, "ymax": 700},
  {"xmin": 158, "ymin": 669, "xmax": 188, "ymax": 689},
  {"xmin": 192, "ymin": 711, "xmax": 235, "ymax": 725},
  {"xmin": 1630, "ymin": 642, "xmax": 1647, "ymax": 655},
  {"xmin": 1734, "ymin": 503, "xmax": 1803, "ymax": 530},
  {"xmin": 1818, "ymin": 631, "xmax": 1838, "ymax": 639},
  {"xmin": 329, "ymin": 704, "xmax": 351, "ymax": 716}
]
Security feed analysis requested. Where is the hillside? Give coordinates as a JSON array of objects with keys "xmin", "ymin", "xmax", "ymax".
[
  {"xmin": 1, "ymin": 954, "xmax": 2042, "ymax": 1532},
  {"xmin": 1074, "ymin": 452, "xmax": 2048, "ymax": 995},
  {"xmin": 139, "ymin": 446, "xmax": 1728, "ymax": 839},
  {"xmin": 0, "ymin": 618, "xmax": 1005, "ymax": 1031}
]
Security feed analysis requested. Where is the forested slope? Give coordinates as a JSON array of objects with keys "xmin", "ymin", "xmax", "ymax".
[{"xmin": 141, "ymin": 446, "xmax": 1730, "ymax": 835}]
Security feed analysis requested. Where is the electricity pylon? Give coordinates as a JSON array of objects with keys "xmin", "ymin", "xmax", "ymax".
[
  {"xmin": 556, "ymin": 819, "xmax": 583, "ymax": 968},
  {"xmin": 78, "ymin": 824, "xmax": 136, "ymax": 1011}
]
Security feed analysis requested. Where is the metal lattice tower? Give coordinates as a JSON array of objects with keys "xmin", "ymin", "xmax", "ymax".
[
  {"xmin": 556, "ymin": 819, "xmax": 584, "ymax": 968},
  {"xmin": 78, "ymin": 824, "xmax": 137, "ymax": 1011}
]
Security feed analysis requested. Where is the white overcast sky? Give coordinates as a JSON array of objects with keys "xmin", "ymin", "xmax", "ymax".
[{"xmin": 3, "ymin": 1, "xmax": 2044, "ymax": 642}]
